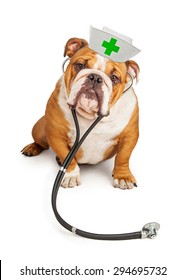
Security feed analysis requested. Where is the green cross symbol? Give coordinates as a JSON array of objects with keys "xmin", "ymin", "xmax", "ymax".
[{"xmin": 102, "ymin": 38, "xmax": 120, "ymax": 56}]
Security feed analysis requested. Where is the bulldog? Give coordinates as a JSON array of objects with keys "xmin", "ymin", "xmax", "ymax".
[{"xmin": 21, "ymin": 37, "xmax": 140, "ymax": 189}]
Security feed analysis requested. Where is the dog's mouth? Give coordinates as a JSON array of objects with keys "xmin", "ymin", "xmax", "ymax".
[
  {"xmin": 68, "ymin": 82, "xmax": 105, "ymax": 119},
  {"xmin": 75, "ymin": 88, "xmax": 99, "ymax": 119}
]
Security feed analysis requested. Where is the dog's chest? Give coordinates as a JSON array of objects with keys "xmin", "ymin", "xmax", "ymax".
[
  {"xmin": 68, "ymin": 118, "xmax": 119, "ymax": 164},
  {"xmin": 59, "ymin": 81, "xmax": 137, "ymax": 164}
]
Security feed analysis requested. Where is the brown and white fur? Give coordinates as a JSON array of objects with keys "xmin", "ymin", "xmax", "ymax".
[{"xmin": 21, "ymin": 38, "xmax": 140, "ymax": 189}]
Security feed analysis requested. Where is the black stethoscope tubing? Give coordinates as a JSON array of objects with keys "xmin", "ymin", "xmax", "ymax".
[
  {"xmin": 51, "ymin": 109, "xmax": 142, "ymax": 240},
  {"xmin": 51, "ymin": 109, "xmax": 160, "ymax": 240}
]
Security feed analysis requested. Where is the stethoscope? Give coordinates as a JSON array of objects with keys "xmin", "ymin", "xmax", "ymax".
[{"xmin": 51, "ymin": 58, "xmax": 160, "ymax": 240}]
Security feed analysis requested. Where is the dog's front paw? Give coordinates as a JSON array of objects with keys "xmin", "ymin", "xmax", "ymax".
[
  {"xmin": 112, "ymin": 178, "xmax": 137, "ymax": 190},
  {"xmin": 61, "ymin": 166, "xmax": 81, "ymax": 188},
  {"xmin": 21, "ymin": 143, "xmax": 45, "ymax": 156}
]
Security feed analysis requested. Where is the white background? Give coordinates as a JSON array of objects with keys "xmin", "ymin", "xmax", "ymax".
[{"xmin": 0, "ymin": 0, "xmax": 186, "ymax": 279}]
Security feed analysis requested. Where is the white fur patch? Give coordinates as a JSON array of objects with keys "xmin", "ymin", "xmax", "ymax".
[
  {"xmin": 93, "ymin": 54, "xmax": 108, "ymax": 72},
  {"xmin": 64, "ymin": 165, "xmax": 80, "ymax": 178},
  {"xmin": 62, "ymin": 165, "xmax": 81, "ymax": 188}
]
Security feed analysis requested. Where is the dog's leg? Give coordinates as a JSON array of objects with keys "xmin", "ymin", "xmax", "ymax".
[
  {"xmin": 22, "ymin": 115, "xmax": 80, "ymax": 188},
  {"xmin": 112, "ymin": 107, "xmax": 139, "ymax": 190},
  {"xmin": 21, "ymin": 116, "xmax": 49, "ymax": 156},
  {"xmin": 57, "ymin": 154, "xmax": 81, "ymax": 188},
  {"xmin": 46, "ymin": 133, "xmax": 81, "ymax": 188},
  {"xmin": 56, "ymin": 154, "xmax": 81, "ymax": 188}
]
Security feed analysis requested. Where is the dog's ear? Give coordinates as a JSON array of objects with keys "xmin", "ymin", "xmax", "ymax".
[
  {"xmin": 64, "ymin": 38, "xmax": 88, "ymax": 57},
  {"xmin": 125, "ymin": 60, "xmax": 140, "ymax": 83}
]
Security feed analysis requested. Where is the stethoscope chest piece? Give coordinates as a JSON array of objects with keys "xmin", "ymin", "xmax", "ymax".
[{"xmin": 141, "ymin": 222, "xmax": 160, "ymax": 239}]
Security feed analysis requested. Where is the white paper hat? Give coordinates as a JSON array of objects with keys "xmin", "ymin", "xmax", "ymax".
[{"xmin": 89, "ymin": 26, "xmax": 140, "ymax": 62}]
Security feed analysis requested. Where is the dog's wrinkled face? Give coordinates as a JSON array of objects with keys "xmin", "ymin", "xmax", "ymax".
[{"xmin": 64, "ymin": 38, "xmax": 139, "ymax": 119}]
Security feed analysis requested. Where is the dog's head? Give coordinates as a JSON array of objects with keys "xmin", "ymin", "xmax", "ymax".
[{"xmin": 63, "ymin": 38, "xmax": 139, "ymax": 119}]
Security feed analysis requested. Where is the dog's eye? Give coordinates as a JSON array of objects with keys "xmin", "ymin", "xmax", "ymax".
[
  {"xmin": 74, "ymin": 62, "xmax": 85, "ymax": 72},
  {"xmin": 110, "ymin": 74, "xmax": 120, "ymax": 85}
]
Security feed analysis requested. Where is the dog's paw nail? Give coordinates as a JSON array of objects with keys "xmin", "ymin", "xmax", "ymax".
[{"xmin": 133, "ymin": 183, "xmax": 138, "ymax": 187}]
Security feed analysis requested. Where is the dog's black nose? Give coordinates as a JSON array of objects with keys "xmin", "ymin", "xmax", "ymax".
[
  {"xmin": 88, "ymin": 74, "xmax": 103, "ymax": 83},
  {"xmin": 97, "ymin": 77, "xmax": 103, "ymax": 83},
  {"xmin": 88, "ymin": 74, "xmax": 94, "ymax": 81}
]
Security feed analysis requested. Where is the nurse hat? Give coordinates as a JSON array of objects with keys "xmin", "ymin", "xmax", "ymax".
[{"xmin": 89, "ymin": 26, "xmax": 140, "ymax": 63}]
